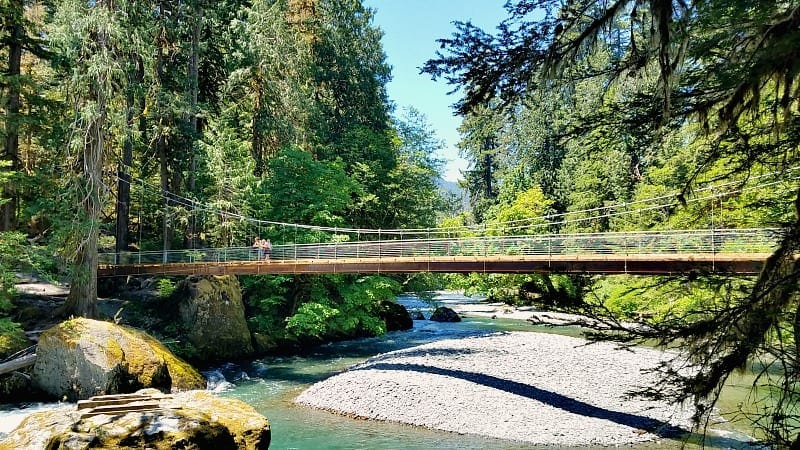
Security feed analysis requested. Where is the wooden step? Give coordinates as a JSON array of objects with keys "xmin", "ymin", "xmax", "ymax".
[
  {"xmin": 80, "ymin": 401, "xmax": 162, "ymax": 419},
  {"xmin": 78, "ymin": 395, "xmax": 152, "ymax": 410},
  {"xmin": 77, "ymin": 392, "xmax": 174, "ymax": 418}
]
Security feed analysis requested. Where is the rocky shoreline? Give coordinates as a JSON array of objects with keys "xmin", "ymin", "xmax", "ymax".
[{"xmin": 295, "ymin": 331, "xmax": 697, "ymax": 447}]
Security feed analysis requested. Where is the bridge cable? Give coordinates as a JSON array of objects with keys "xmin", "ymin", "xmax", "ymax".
[
  {"xmin": 110, "ymin": 165, "xmax": 799, "ymax": 239},
  {"xmin": 112, "ymin": 166, "xmax": 796, "ymax": 235}
]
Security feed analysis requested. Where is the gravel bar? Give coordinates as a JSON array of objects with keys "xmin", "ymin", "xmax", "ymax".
[{"xmin": 295, "ymin": 331, "xmax": 695, "ymax": 447}]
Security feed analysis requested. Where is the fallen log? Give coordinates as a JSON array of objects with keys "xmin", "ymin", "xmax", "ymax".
[{"xmin": 0, "ymin": 353, "xmax": 36, "ymax": 375}]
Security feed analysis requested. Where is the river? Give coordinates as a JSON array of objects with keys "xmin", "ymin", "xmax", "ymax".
[{"xmin": 0, "ymin": 293, "xmax": 760, "ymax": 449}]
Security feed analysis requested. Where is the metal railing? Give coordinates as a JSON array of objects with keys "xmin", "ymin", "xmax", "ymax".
[{"xmin": 98, "ymin": 228, "xmax": 783, "ymax": 266}]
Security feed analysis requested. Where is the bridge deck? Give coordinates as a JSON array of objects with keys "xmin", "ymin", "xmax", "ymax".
[{"xmin": 98, "ymin": 253, "xmax": 771, "ymax": 276}]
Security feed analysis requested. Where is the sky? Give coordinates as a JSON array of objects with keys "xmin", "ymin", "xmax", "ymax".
[{"xmin": 362, "ymin": 1, "xmax": 509, "ymax": 182}]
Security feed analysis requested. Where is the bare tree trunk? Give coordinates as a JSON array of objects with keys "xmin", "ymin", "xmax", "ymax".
[
  {"xmin": 187, "ymin": 1, "xmax": 202, "ymax": 194},
  {"xmin": 158, "ymin": 135, "xmax": 172, "ymax": 257},
  {"xmin": 252, "ymin": 78, "xmax": 265, "ymax": 177},
  {"xmin": 64, "ymin": 86, "xmax": 105, "ymax": 319},
  {"xmin": 1, "ymin": 0, "xmax": 23, "ymax": 231},
  {"xmin": 115, "ymin": 91, "xmax": 134, "ymax": 254}
]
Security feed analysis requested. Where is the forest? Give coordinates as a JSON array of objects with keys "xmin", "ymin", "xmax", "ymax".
[
  {"xmin": 1, "ymin": 0, "xmax": 799, "ymax": 447},
  {"xmin": 0, "ymin": 0, "xmax": 449, "ymax": 339}
]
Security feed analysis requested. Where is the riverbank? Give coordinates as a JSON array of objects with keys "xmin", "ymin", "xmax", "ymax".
[{"xmin": 295, "ymin": 330, "xmax": 697, "ymax": 447}]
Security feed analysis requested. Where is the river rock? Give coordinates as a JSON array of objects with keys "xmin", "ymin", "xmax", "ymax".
[
  {"xmin": 429, "ymin": 306, "xmax": 461, "ymax": 322},
  {"xmin": 175, "ymin": 275, "xmax": 254, "ymax": 361},
  {"xmin": 32, "ymin": 318, "xmax": 205, "ymax": 401},
  {"xmin": 0, "ymin": 388, "xmax": 270, "ymax": 450},
  {"xmin": 0, "ymin": 370, "xmax": 39, "ymax": 403},
  {"xmin": 378, "ymin": 300, "xmax": 413, "ymax": 331},
  {"xmin": 409, "ymin": 310, "xmax": 426, "ymax": 320}
]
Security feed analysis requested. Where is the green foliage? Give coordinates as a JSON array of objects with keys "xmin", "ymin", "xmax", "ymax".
[
  {"xmin": 426, "ymin": 1, "xmax": 800, "ymax": 445},
  {"xmin": 283, "ymin": 275, "xmax": 399, "ymax": 342},
  {"xmin": 242, "ymin": 273, "xmax": 401, "ymax": 347},
  {"xmin": 257, "ymin": 147, "xmax": 358, "ymax": 231},
  {"xmin": 157, "ymin": 278, "xmax": 177, "ymax": 299},
  {"xmin": 595, "ymin": 276, "xmax": 747, "ymax": 323},
  {"xmin": 446, "ymin": 272, "xmax": 581, "ymax": 308},
  {"xmin": 310, "ymin": 0, "xmax": 391, "ymax": 142},
  {"xmin": 285, "ymin": 301, "xmax": 341, "ymax": 340},
  {"xmin": 486, "ymin": 186, "xmax": 554, "ymax": 235},
  {"xmin": 0, "ymin": 318, "xmax": 29, "ymax": 359},
  {"xmin": 0, "ymin": 232, "xmax": 47, "ymax": 356}
]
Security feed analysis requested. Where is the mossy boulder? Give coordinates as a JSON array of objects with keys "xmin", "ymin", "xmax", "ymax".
[
  {"xmin": 32, "ymin": 318, "xmax": 205, "ymax": 401},
  {"xmin": 175, "ymin": 275, "xmax": 254, "ymax": 362},
  {"xmin": 378, "ymin": 300, "xmax": 413, "ymax": 331},
  {"xmin": 0, "ymin": 388, "xmax": 270, "ymax": 450},
  {"xmin": 429, "ymin": 306, "xmax": 461, "ymax": 322},
  {"xmin": 251, "ymin": 332, "xmax": 278, "ymax": 353}
]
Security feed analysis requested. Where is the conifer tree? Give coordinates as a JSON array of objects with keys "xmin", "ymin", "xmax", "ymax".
[{"xmin": 426, "ymin": 1, "xmax": 800, "ymax": 444}]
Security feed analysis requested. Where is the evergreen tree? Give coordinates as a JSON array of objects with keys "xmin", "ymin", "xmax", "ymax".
[
  {"xmin": 48, "ymin": 0, "xmax": 133, "ymax": 317},
  {"xmin": 425, "ymin": 1, "xmax": 800, "ymax": 444},
  {"xmin": 457, "ymin": 106, "xmax": 502, "ymax": 223},
  {"xmin": 1, "ymin": 0, "xmax": 49, "ymax": 231}
]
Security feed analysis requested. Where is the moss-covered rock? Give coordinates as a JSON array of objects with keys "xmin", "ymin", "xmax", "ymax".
[
  {"xmin": 32, "ymin": 318, "xmax": 205, "ymax": 401},
  {"xmin": 175, "ymin": 275, "xmax": 254, "ymax": 362},
  {"xmin": 0, "ymin": 388, "xmax": 270, "ymax": 450},
  {"xmin": 251, "ymin": 332, "xmax": 278, "ymax": 353},
  {"xmin": 0, "ymin": 370, "xmax": 41, "ymax": 403}
]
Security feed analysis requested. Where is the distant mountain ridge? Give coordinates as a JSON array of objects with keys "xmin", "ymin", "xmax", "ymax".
[{"xmin": 436, "ymin": 178, "xmax": 470, "ymax": 213}]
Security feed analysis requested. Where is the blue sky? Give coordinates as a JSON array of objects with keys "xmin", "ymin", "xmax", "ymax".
[{"xmin": 362, "ymin": 1, "xmax": 509, "ymax": 182}]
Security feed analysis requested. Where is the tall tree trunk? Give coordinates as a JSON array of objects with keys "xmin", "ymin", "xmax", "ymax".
[
  {"xmin": 187, "ymin": 0, "xmax": 202, "ymax": 194},
  {"xmin": 64, "ymin": 84, "xmax": 105, "ymax": 319},
  {"xmin": 185, "ymin": 1, "xmax": 202, "ymax": 249},
  {"xmin": 2, "ymin": 0, "xmax": 23, "ymax": 231},
  {"xmin": 483, "ymin": 152, "xmax": 494, "ymax": 199},
  {"xmin": 116, "ymin": 57, "xmax": 144, "ymax": 254},
  {"xmin": 158, "ymin": 135, "xmax": 173, "ymax": 258},
  {"xmin": 252, "ymin": 78, "xmax": 265, "ymax": 177},
  {"xmin": 115, "ymin": 90, "xmax": 135, "ymax": 255}
]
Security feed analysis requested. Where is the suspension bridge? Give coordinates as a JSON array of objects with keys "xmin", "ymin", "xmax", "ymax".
[
  {"xmin": 96, "ymin": 168, "xmax": 797, "ymax": 278},
  {"xmin": 97, "ymin": 228, "xmax": 779, "ymax": 277}
]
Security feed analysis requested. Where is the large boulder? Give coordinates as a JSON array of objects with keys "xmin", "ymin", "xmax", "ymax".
[
  {"xmin": 378, "ymin": 300, "xmax": 413, "ymax": 331},
  {"xmin": 32, "ymin": 318, "xmax": 205, "ymax": 401},
  {"xmin": 0, "ymin": 371, "xmax": 38, "ymax": 403},
  {"xmin": 0, "ymin": 388, "xmax": 270, "ymax": 450},
  {"xmin": 429, "ymin": 306, "xmax": 461, "ymax": 322},
  {"xmin": 175, "ymin": 275, "xmax": 254, "ymax": 361}
]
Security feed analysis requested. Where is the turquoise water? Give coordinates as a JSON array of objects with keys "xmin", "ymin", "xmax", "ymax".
[
  {"xmin": 214, "ymin": 295, "xmax": 581, "ymax": 450},
  {"xmin": 0, "ymin": 294, "xmax": 760, "ymax": 448}
]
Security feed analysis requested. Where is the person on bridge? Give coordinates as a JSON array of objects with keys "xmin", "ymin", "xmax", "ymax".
[
  {"xmin": 263, "ymin": 238, "xmax": 272, "ymax": 260},
  {"xmin": 253, "ymin": 237, "xmax": 265, "ymax": 260}
]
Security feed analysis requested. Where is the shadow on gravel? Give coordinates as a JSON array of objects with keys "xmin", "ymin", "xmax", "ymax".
[
  {"xmin": 353, "ymin": 363, "xmax": 753, "ymax": 448},
  {"xmin": 352, "ymin": 347, "xmax": 483, "ymax": 366}
]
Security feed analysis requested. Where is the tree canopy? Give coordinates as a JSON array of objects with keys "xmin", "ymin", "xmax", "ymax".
[
  {"xmin": 425, "ymin": 0, "xmax": 800, "ymax": 446},
  {"xmin": 0, "ymin": 0, "xmax": 449, "ymax": 337}
]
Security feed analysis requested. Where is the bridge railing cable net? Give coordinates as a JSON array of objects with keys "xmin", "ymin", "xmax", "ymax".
[{"xmin": 98, "ymin": 228, "xmax": 782, "ymax": 267}]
